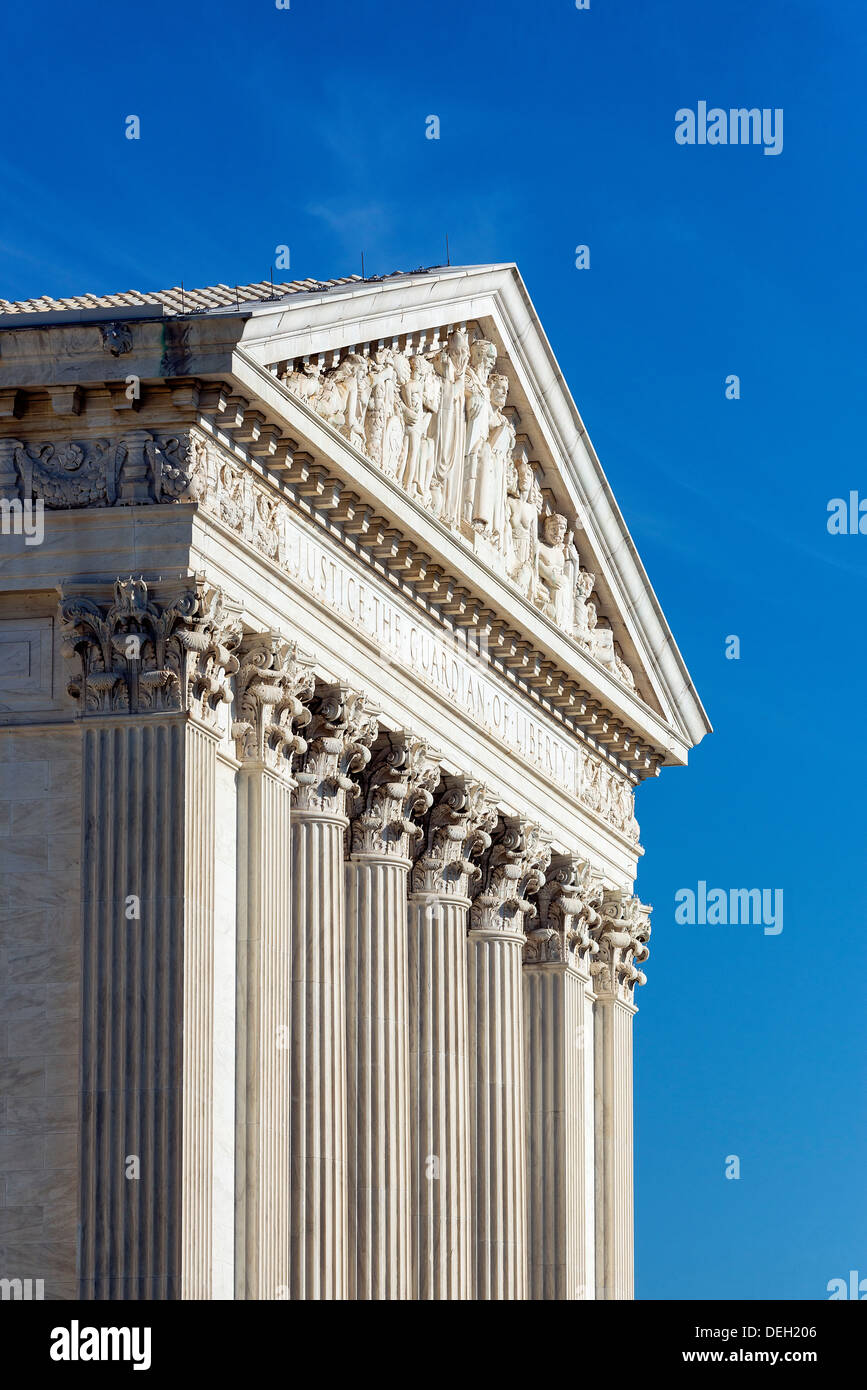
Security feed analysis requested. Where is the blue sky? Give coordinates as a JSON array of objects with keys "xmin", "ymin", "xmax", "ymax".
[{"xmin": 2, "ymin": 0, "xmax": 864, "ymax": 1299}]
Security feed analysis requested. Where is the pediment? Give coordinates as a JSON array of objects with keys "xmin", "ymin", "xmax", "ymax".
[
  {"xmin": 232, "ymin": 265, "xmax": 710, "ymax": 757},
  {"xmin": 0, "ymin": 263, "xmax": 709, "ymax": 771}
]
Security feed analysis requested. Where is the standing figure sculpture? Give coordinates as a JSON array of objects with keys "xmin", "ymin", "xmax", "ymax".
[
  {"xmin": 506, "ymin": 457, "xmax": 543, "ymax": 598},
  {"xmin": 366, "ymin": 348, "xmax": 406, "ymax": 476},
  {"xmin": 398, "ymin": 355, "xmax": 437, "ymax": 500},
  {"xmin": 461, "ymin": 339, "xmax": 498, "ymax": 529},
  {"xmin": 472, "ymin": 372, "xmax": 513, "ymax": 553},
  {"xmin": 430, "ymin": 329, "xmax": 469, "ymax": 524}
]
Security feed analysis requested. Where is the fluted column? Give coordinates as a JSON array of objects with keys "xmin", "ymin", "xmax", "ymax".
[
  {"xmin": 61, "ymin": 577, "xmax": 241, "ymax": 1299},
  {"xmin": 345, "ymin": 732, "xmax": 440, "ymax": 1299},
  {"xmin": 232, "ymin": 634, "xmax": 315, "ymax": 1299},
  {"xmin": 468, "ymin": 816, "xmax": 551, "ymax": 1300},
  {"xmin": 523, "ymin": 856, "xmax": 602, "ymax": 1300},
  {"xmin": 408, "ymin": 777, "xmax": 498, "ymax": 1300},
  {"xmin": 591, "ymin": 889, "xmax": 652, "ymax": 1301},
  {"xmin": 290, "ymin": 685, "xmax": 379, "ymax": 1299}
]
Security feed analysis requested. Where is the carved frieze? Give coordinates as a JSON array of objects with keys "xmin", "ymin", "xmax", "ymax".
[
  {"xmin": 469, "ymin": 816, "xmax": 551, "ymax": 941},
  {"xmin": 6, "ymin": 431, "xmax": 197, "ymax": 508},
  {"xmin": 281, "ymin": 333, "xmax": 636, "ymax": 689},
  {"xmin": 411, "ymin": 776, "xmax": 500, "ymax": 901},
  {"xmin": 292, "ymin": 684, "xmax": 380, "ymax": 818},
  {"xmin": 232, "ymin": 633, "xmax": 316, "ymax": 778},
  {"xmin": 579, "ymin": 747, "xmax": 640, "ymax": 845},
  {"xmin": 59, "ymin": 576, "xmax": 242, "ymax": 725},
  {"xmin": 349, "ymin": 732, "xmax": 441, "ymax": 859},
  {"xmin": 590, "ymin": 889, "xmax": 652, "ymax": 1003}
]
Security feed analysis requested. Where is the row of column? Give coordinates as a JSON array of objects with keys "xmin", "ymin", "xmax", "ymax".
[
  {"xmin": 267, "ymin": 661, "xmax": 652, "ymax": 1301},
  {"xmin": 62, "ymin": 582, "xmax": 651, "ymax": 1300}
]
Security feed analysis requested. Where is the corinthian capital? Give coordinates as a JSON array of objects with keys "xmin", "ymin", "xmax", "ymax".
[
  {"xmin": 525, "ymin": 854, "xmax": 603, "ymax": 967},
  {"xmin": 231, "ymin": 633, "xmax": 316, "ymax": 778},
  {"xmin": 292, "ymin": 683, "xmax": 379, "ymax": 817},
  {"xmin": 59, "ymin": 575, "xmax": 242, "ymax": 725},
  {"xmin": 470, "ymin": 816, "xmax": 552, "ymax": 942},
  {"xmin": 349, "ymin": 732, "xmax": 442, "ymax": 859},
  {"xmin": 411, "ymin": 776, "xmax": 499, "ymax": 900},
  {"xmin": 590, "ymin": 889, "xmax": 652, "ymax": 1003}
]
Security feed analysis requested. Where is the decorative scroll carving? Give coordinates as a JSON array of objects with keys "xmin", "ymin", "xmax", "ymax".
[
  {"xmin": 59, "ymin": 576, "xmax": 242, "ymax": 725},
  {"xmin": 469, "ymin": 816, "xmax": 551, "ymax": 940},
  {"xmin": 590, "ymin": 890, "xmax": 652, "ymax": 1003},
  {"xmin": 349, "ymin": 731, "xmax": 441, "ymax": 859},
  {"xmin": 231, "ymin": 633, "xmax": 316, "ymax": 778},
  {"xmin": 281, "ymin": 334, "xmax": 636, "ymax": 688},
  {"xmin": 411, "ymin": 776, "xmax": 499, "ymax": 900},
  {"xmin": 9, "ymin": 431, "xmax": 197, "ymax": 508},
  {"xmin": 292, "ymin": 684, "xmax": 380, "ymax": 818},
  {"xmin": 525, "ymin": 854, "xmax": 603, "ymax": 967},
  {"xmin": 579, "ymin": 748, "xmax": 640, "ymax": 844}
]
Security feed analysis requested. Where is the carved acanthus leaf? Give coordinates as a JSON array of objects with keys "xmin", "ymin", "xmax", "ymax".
[
  {"xmin": 525, "ymin": 854, "xmax": 604, "ymax": 966},
  {"xmin": 411, "ymin": 776, "xmax": 500, "ymax": 899},
  {"xmin": 59, "ymin": 575, "xmax": 242, "ymax": 724},
  {"xmin": 470, "ymin": 816, "xmax": 552, "ymax": 940},
  {"xmin": 231, "ymin": 633, "xmax": 316, "ymax": 777},
  {"xmin": 590, "ymin": 889, "xmax": 652, "ymax": 1002},
  {"xmin": 349, "ymin": 732, "xmax": 441, "ymax": 858},
  {"xmin": 292, "ymin": 684, "xmax": 380, "ymax": 816}
]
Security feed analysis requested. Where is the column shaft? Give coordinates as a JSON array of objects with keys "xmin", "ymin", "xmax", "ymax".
[
  {"xmin": 345, "ymin": 858, "xmax": 412, "ymax": 1299},
  {"xmin": 468, "ymin": 934, "xmax": 528, "ymax": 1299},
  {"xmin": 524, "ymin": 964, "xmax": 594, "ymax": 1299},
  {"xmin": 79, "ymin": 717, "xmax": 217, "ymax": 1299},
  {"xmin": 236, "ymin": 767, "xmax": 293, "ymax": 1299},
  {"xmin": 289, "ymin": 812, "xmax": 348, "ymax": 1299},
  {"xmin": 594, "ymin": 998, "xmax": 635, "ymax": 1300},
  {"xmin": 408, "ymin": 894, "xmax": 472, "ymax": 1300}
]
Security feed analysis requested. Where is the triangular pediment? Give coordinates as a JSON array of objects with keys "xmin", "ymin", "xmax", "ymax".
[
  {"xmin": 231, "ymin": 265, "xmax": 710, "ymax": 758},
  {"xmin": 0, "ymin": 262, "xmax": 709, "ymax": 771}
]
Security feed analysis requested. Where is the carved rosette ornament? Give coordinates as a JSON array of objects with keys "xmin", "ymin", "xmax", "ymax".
[
  {"xmin": 525, "ymin": 854, "xmax": 603, "ymax": 968},
  {"xmin": 470, "ymin": 816, "xmax": 552, "ymax": 942},
  {"xmin": 411, "ymin": 776, "xmax": 500, "ymax": 901},
  {"xmin": 231, "ymin": 633, "xmax": 316, "ymax": 779},
  {"xmin": 59, "ymin": 576, "xmax": 241, "ymax": 725},
  {"xmin": 292, "ymin": 684, "xmax": 380, "ymax": 818},
  {"xmin": 349, "ymin": 732, "xmax": 441, "ymax": 860},
  {"xmin": 590, "ymin": 889, "xmax": 652, "ymax": 1004}
]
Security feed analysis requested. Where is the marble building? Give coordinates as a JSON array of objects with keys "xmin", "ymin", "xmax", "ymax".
[{"xmin": 0, "ymin": 264, "xmax": 709, "ymax": 1300}]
